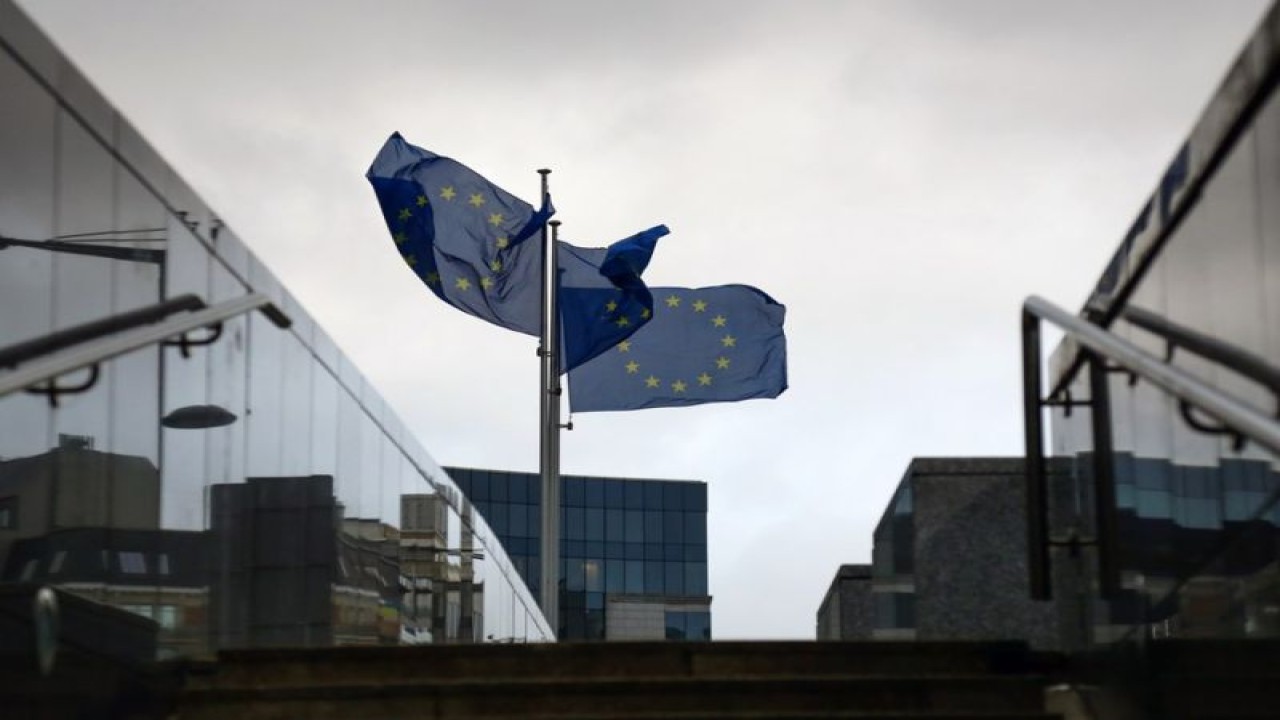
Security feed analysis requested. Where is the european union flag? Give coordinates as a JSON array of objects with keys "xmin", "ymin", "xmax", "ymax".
[
  {"xmin": 367, "ymin": 132, "xmax": 550, "ymax": 336},
  {"xmin": 366, "ymin": 133, "xmax": 667, "ymax": 370},
  {"xmin": 559, "ymin": 224, "xmax": 668, "ymax": 370},
  {"xmin": 568, "ymin": 284, "xmax": 787, "ymax": 412}
]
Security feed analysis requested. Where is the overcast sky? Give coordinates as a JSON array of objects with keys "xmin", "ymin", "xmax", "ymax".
[{"xmin": 19, "ymin": 0, "xmax": 1271, "ymax": 638}]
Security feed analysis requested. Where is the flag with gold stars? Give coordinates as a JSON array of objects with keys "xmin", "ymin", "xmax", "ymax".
[
  {"xmin": 567, "ymin": 284, "xmax": 787, "ymax": 412},
  {"xmin": 366, "ymin": 133, "xmax": 666, "ymax": 370},
  {"xmin": 366, "ymin": 132, "xmax": 550, "ymax": 336},
  {"xmin": 559, "ymin": 224, "xmax": 668, "ymax": 370}
]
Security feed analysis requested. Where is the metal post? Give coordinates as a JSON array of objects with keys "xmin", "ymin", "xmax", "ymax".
[
  {"xmin": 537, "ymin": 169, "xmax": 561, "ymax": 636},
  {"xmin": 1022, "ymin": 309, "xmax": 1051, "ymax": 600},
  {"xmin": 1086, "ymin": 352, "xmax": 1121, "ymax": 599}
]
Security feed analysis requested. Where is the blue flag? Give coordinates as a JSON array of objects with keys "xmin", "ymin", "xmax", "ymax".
[
  {"xmin": 366, "ymin": 132, "xmax": 550, "ymax": 336},
  {"xmin": 366, "ymin": 133, "xmax": 666, "ymax": 370},
  {"xmin": 568, "ymin": 284, "xmax": 787, "ymax": 412},
  {"xmin": 559, "ymin": 225, "xmax": 667, "ymax": 370}
]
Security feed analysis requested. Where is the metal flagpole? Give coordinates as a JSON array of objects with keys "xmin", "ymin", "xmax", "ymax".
[{"xmin": 537, "ymin": 169, "xmax": 562, "ymax": 635}]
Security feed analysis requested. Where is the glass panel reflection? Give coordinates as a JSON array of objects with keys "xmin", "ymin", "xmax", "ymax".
[{"xmin": 0, "ymin": 7, "xmax": 551, "ymax": 666}]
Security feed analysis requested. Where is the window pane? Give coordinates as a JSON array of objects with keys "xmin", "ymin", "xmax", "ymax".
[
  {"xmin": 664, "ymin": 562, "xmax": 685, "ymax": 595},
  {"xmin": 663, "ymin": 482, "xmax": 683, "ymax": 510},
  {"xmin": 566, "ymin": 558, "xmax": 586, "ymax": 591},
  {"xmin": 624, "ymin": 561, "xmax": 644, "ymax": 594},
  {"xmin": 644, "ymin": 561, "xmax": 664, "ymax": 594},
  {"xmin": 564, "ymin": 478, "xmax": 585, "ymax": 507},
  {"xmin": 584, "ymin": 560, "xmax": 603, "ymax": 592},
  {"xmin": 685, "ymin": 562, "xmax": 707, "ymax": 596},
  {"xmin": 624, "ymin": 481, "xmax": 644, "ymax": 509},
  {"xmin": 585, "ymin": 508, "xmax": 605, "ymax": 540},
  {"xmin": 584, "ymin": 480, "xmax": 604, "ymax": 507},
  {"xmin": 565, "ymin": 507, "xmax": 586, "ymax": 540},
  {"xmin": 491, "ymin": 474, "xmax": 509, "ymax": 503},
  {"xmin": 605, "ymin": 559, "xmax": 624, "ymax": 593},
  {"xmin": 687, "ymin": 483, "xmax": 707, "ymax": 512},
  {"xmin": 510, "ymin": 475, "xmax": 529, "ymax": 504},
  {"xmin": 684, "ymin": 512, "xmax": 707, "ymax": 544},
  {"xmin": 625, "ymin": 511, "xmax": 644, "ymax": 543},
  {"xmin": 605, "ymin": 509, "xmax": 624, "ymax": 542},
  {"xmin": 643, "ymin": 482, "xmax": 663, "ymax": 508},
  {"xmin": 664, "ymin": 611, "xmax": 686, "ymax": 640},
  {"xmin": 604, "ymin": 480, "xmax": 624, "ymax": 507},
  {"xmin": 509, "ymin": 503, "xmax": 529, "ymax": 537},
  {"xmin": 644, "ymin": 511, "xmax": 663, "ymax": 542},
  {"xmin": 664, "ymin": 511, "xmax": 685, "ymax": 544}
]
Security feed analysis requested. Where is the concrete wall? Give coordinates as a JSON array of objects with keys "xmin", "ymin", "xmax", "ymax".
[{"xmin": 816, "ymin": 564, "xmax": 871, "ymax": 640}]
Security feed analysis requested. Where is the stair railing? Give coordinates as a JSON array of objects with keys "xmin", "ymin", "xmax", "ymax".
[{"xmin": 1021, "ymin": 294, "xmax": 1280, "ymax": 601}]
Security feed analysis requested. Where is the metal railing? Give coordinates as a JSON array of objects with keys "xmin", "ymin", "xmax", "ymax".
[{"xmin": 1022, "ymin": 294, "xmax": 1280, "ymax": 600}]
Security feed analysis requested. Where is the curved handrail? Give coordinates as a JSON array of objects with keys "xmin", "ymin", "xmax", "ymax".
[
  {"xmin": 1122, "ymin": 303, "xmax": 1280, "ymax": 414},
  {"xmin": 1030, "ymin": 296, "xmax": 1280, "ymax": 455}
]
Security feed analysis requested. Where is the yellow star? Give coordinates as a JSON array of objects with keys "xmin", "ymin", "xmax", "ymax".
[
  {"xmin": 440, "ymin": 186, "xmax": 456, "ymax": 201},
  {"xmin": 393, "ymin": 231, "xmax": 408, "ymax": 244},
  {"xmin": 398, "ymin": 208, "xmax": 412, "ymax": 222},
  {"xmin": 672, "ymin": 380, "xmax": 688, "ymax": 393},
  {"xmin": 488, "ymin": 212, "xmax": 504, "ymax": 226},
  {"xmin": 645, "ymin": 375, "xmax": 660, "ymax": 388},
  {"xmin": 615, "ymin": 316, "xmax": 630, "ymax": 328},
  {"xmin": 489, "ymin": 259, "xmax": 502, "ymax": 272},
  {"xmin": 469, "ymin": 193, "xmax": 485, "ymax": 207},
  {"xmin": 415, "ymin": 195, "xmax": 428, "ymax": 207},
  {"xmin": 693, "ymin": 299, "xmax": 707, "ymax": 312},
  {"xmin": 715, "ymin": 356, "xmax": 730, "ymax": 370},
  {"xmin": 496, "ymin": 236, "xmax": 510, "ymax": 249},
  {"xmin": 665, "ymin": 294, "xmax": 681, "ymax": 308},
  {"xmin": 605, "ymin": 300, "xmax": 618, "ymax": 313},
  {"xmin": 625, "ymin": 360, "xmax": 640, "ymax": 374},
  {"xmin": 640, "ymin": 308, "xmax": 651, "ymax": 319},
  {"xmin": 455, "ymin": 277, "xmax": 471, "ymax": 291},
  {"xmin": 404, "ymin": 254, "xmax": 417, "ymax": 267},
  {"xmin": 721, "ymin": 334, "xmax": 737, "ymax": 348},
  {"xmin": 481, "ymin": 276, "xmax": 495, "ymax": 290},
  {"xmin": 712, "ymin": 315, "xmax": 727, "ymax": 328},
  {"xmin": 617, "ymin": 341, "xmax": 631, "ymax": 353},
  {"xmin": 425, "ymin": 272, "xmax": 441, "ymax": 285},
  {"xmin": 698, "ymin": 372, "xmax": 712, "ymax": 386}
]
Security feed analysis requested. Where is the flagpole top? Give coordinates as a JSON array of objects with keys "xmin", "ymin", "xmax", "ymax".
[
  {"xmin": 549, "ymin": 220, "xmax": 561, "ymax": 228},
  {"xmin": 537, "ymin": 168, "xmax": 551, "ymax": 176}
]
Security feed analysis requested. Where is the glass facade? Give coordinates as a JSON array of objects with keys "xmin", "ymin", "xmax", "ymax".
[
  {"xmin": 445, "ymin": 467, "xmax": 711, "ymax": 641},
  {"xmin": 1048, "ymin": 7, "xmax": 1280, "ymax": 644},
  {"xmin": 0, "ymin": 0, "xmax": 550, "ymax": 659}
]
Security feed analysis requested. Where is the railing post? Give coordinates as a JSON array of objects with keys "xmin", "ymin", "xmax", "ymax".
[
  {"xmin": 1022, "ymin": 308, "xmax": 1052, "ymax": 600},
  {"xmin": 1086, "ymin": 351, "xmax": 1122, "ymax": 599}
]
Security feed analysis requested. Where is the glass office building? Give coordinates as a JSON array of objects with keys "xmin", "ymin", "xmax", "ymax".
[
  {"xmin": 445, "ymin": 467, "xmax": 711, "ymax": 641},
  {"xmin": 0, "ymin": 0, "xmax": 551, "ymax": 659}
]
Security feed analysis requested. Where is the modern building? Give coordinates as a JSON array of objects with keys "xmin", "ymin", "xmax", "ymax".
[
  {"xmin": 0, "ymin": 0, "xmax": 552, "ymax": 660},
  {"xmin": 444, "ymin": 467, "xmax": 711, "ymax": 641}
]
